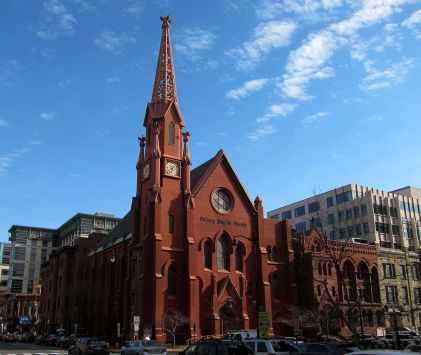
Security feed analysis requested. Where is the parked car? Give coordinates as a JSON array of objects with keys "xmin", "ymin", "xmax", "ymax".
[
  {"xmin": 347, "ymin": 351, "xmax": 413, "ymax": 355},
  {"xmin": 225, "ymin": 330, "xmax": 257, "ymax": 341},
  {"xmin": 34, "ymin": 334, "xmax": 46, "ymax": 344},
  {"xmin": 57, "ymin": 334, "xmax": 69, "ymax": 348},
  {"xmin": 298, "ymin": 342, "xmax": 350, "ymax": 355},
  {"xmin": 244, "ymin": 338, "xmax": 300, "ymax": 355},
  {"xmin": 121, "ymin": 340, "xmax": 166, "ymax": 355},
  {"xmin": 179, "ymin": 339, "xmax": 254, "ymax": 355},
  {"xmin": 404, "ymin": 343, "xmax": 421, "ymax": 352},
  {"xmin": 68, "ymin": 333, "xmax": 88, "ymax": 347},
  {"xmin": 69, "ymin": 337, "xmax": 109, "ymax": 355},
  {"xmin": 359, "ymin": 334, "xmax": 375, "ymax": 346}
]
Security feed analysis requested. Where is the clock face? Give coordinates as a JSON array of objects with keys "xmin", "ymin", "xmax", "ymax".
[
  {"xmin": 165, "ymin": 160, "xmax": 179, "ymax": 176},
  {"xmin": 142, "ymin": 163, "xmax": 150, "ymax": 179}
]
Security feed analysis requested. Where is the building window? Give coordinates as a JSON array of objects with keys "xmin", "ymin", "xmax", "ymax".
[
  {"xmin": 295, "ymin": 221, "xmax": 306, "ymax": 233},
  {"xmin": 356, "ymin": 224, "xmax": 362, "ymax": 236},
  {"xmin": 270, "ymin": 214, "xmax": 279, "ymax": 220},
  {"xmin": 412, "ymin": 264, "xmax": 421, "ymax": 280},
  {"xmin": 212, "ymin": 189, "xmax": 233, "ymax": 213},
  {"xmin": 328, "ymin": 213, "xmax": 334, "ymax": 225},
  {"xmin": 281, "ymin": 210, "xmax": 291, "ymax": 219},
  {"xmin": 308, "ymin": 201, "xmax": 320, "ymax": 213},
  {"xmin": 400, "ymin": 265, "xmax": 407, "ymax": 279},
  {"xmin": 354, "ymin": 206, "xmax": 360, "ymax": 218},
  {"xmin": 363, "ymin": 222, "xmax": 369, "ymax": 233},
  {"xmin": 415, "ymin": 288, "xmax": 421, "ymax": 304},
  {"xmin": 402, "ymin": 286, "xmax": 409, "ymax": 304},
  {"xmin": 329, "ymin": 230, "xmax": 336, "ymax": 240},
  {"xmin": 339, "ymin": 228, "xmax": 346, "ymax": 238},
  {"xmin": 204, "ymin": 241, "xmax": 212, "ymax": 269},
  {"xmin": 326, "ymin": 196, "xmax": 333, "ymax": 208},
  {"xmin": 217, "ymin": 237, "xmax": 229, "ymax": 271},
  {"xmin": 235, "ymin": 246, "xmax": 243, "ymax": 272},
  {"xmin": 385, "ymin": 285, "xmax": 398, "ymax": 303},
  {"xmin": 347, "ymin": 226, "xmax": 354, "ymax": 237},
  {"xmin": 168, "ymin": 214, "xmax": 174, "ymax": 235},
  {"xmin": 295, "ymin": 206, "xmax": 305, "ymax": 217},
  {"xmin": 169, "ymin": 122, "xmax": 175, "ymax": 145},
  {"xmin": 383, "ymin": 263, "xmax": 396, "ymax": 278},
  {"xmin": 271, "ymin": 274, "xmax": 280, "ymax": 300},
  {"xmin": 346, "ymin": 208, "xmax": 353, "ymax": 220},
  {"xmin": 361, "ymin": 204, "xmax": 368, "ymax": 216},
  {"xmin": 338, "ymin": 211, "xmax": 344, "ymax": 222},
  {"xmin": 167, "ymin": 264, "xmax": 176, "ymax": 295}
]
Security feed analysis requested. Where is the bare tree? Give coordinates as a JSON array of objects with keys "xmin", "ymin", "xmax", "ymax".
[{"xmin": 162, "ymin": 310, "xmax": 189, "ymax": 346}]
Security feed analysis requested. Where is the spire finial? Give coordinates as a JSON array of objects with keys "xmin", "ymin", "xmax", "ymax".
[{"xmin": 152, "ymin": 15, "xmax": 178, "ymax": 103}]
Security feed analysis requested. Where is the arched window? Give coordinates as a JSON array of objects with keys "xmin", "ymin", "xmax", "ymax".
[
  {"xmin": 217, "ymin": 237, "xmax": 229, "ymax": 270},
  {"xmin": 266, "ymin": 246, "xmax": 272, "ymax": 261},
  {"xmin": 235, "ymin": 245, "xmax": 243, "ymax": 272},
  {"xmin": 168, "ymin": 264, "xmax": 176, "ymax": 295},
  {"xmin": 271, "ymin": 247, "xmax": 278, "ymax": 261},
  {"xmin": 323, "ymin": 263, "xmax": 327, "ymax": 275},
  {"xmin": 271, "ymin": 274, "xmax": 280, "ymax": 300},
  {"xmin": 204, "ymin": 241, "xmax": 212, "ymax": 269},
  {"xmin": 169, "ymin": 122, "xmax": 175, "ymax": 145},
  {"xmin": 318, "ymin": 263, "xmax": 322, "ymax": 275}
]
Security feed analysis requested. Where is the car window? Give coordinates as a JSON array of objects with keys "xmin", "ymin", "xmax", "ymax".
[
  {"xmin": 196, "ymin": 342, "xmax": 208, "ymax": 355},
  {"xmin": 276, "ymin": 342, "xmax": 299, "ymax": 352},
  {"xmin": 89, "ymin": 339, "xmax": 106, "ymax": 346},
  {"xmin": 256, "ymin": 342, "xmax": 268, "ymax": 352},
  {"xmin": 245, "ymin": 342, "xmax": 255, "ymax": 351},
  {"xmin": 129, "ymin": 341, "xmax": 140, "ymax": 347},
  {"xmin": 306, "ymin": 344, "xmax": 328, "ymax": 352},
  {"xmin": 184, "ymin": 344, "xmax": 196, "ymax": 355},
  {"xmin": 142, "ymin": 340, "xmax": 159, "ymax": 347},
  {"xmin": 227, "ymin": 345, "xmax": 254, "ymax": 355}
]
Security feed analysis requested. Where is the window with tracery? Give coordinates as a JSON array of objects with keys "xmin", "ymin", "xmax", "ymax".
[
  {"xmin": 168, "ymin": 264, "xmax": 176, "ymax": 295},
  {"xmin": 169, "ymin": 122, "xmax": 175, "ymax": 145},
  {"xmin": 217, "ymin": 237, "xmax": 230, "ymax": 270},
  {"xmin": 204, "ymin": 241, "xmax": 212, "ymax": 269}
]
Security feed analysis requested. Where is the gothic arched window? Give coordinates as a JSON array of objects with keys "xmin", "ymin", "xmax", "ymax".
[
  {"xmin": 271, "ymin": 273, "xmax": 280, "ymax": 300},
  {"xmin": 235, "ymin": 245, "xmax": 243, "ymax": 272},
  {"xmin": 217, "ymin": 237, "xmax": 229, "ymax": 271},
  {"xmin": 168, "ymin": 264, "xmax": 176, "ymax": 295},
  {"xmin": 204, "ymin": 241, "xmax": 212, "ymax": 269},
  {"xmin": 169, "ymin": 122, "xmax": 175, "ymax": 145}
]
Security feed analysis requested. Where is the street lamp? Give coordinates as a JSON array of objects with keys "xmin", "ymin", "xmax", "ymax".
[
  {"xmin": 232, "ymin": 235, "xmax": 261, "ymax": 339},
  {"xmin": 357, "ymin": 295, "xmax": 364, "ymax": 348},
  {"xmin": 384, "ymin": 305, "xmax": 401, "ymax": 349}
]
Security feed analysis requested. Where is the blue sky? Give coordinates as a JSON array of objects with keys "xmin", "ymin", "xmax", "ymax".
[{"xmin": 1, "ymin": 0, "xmax": 421, "ymax": 241}]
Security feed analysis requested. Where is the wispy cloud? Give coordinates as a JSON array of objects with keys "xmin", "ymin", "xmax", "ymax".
[
  {"xmin": 257, "ymin": 0, "xmax": 344, "ymax": 21},
  {"xmin": 74, "ymin": 0, "xmax": 97, "ymax": 13},
  {"xmin": 402, "ymin": 8, "xmax": 421, "ymax": 40},
  {"xmin": 359, "ymin": 58, "xmax": 414, "ymax": 92},
  {"xmin": 226, "ymin": 78, "xmax": 269, "ymax": 99},
  {"xmin": 0, "ymin": 116, "xmax": 8, "ymax": 127},
  {"xmin": 256, "ymin": 103, "xmax": 296, "ymax": 123},
  {"xmin": 35, "ymin": 0, "xmax": 77, "ymax": 39},
  {"xmin": 280, "ymin": 0, "xmax": 413, "ymax": 100},
  {"xmin": 0, "ymin": 59, "xmax": 23, "ymax": 87},
  {"xmin": 94, "ymin": 30, "xmax": 136, "ymax": 53},
  {"xmin": 122, "ymin": 0, "xmax": 144, "ymax": 17},
  {"xmin": 105, "ymin": 76, "xmax": 121, "ymax": 84},
  {"xmin": 40, "ymin": 111, "xmax": 56, "ymax": 121},
  {"xmin": 227, "ymin": 20, "xmax": 297, "ymax": 71},
  {"xmin": 302, "ymin": 111, "xmax": 330, "ymax": 125},
  {"xmin": 174, "ymin": 27, "xmax": 216, "ymax": 61},
  {"xmin": 70, "ymin": 172, "xmax": 82, "ymax": 178},
  {"xmin": 248, "ymin": 125, "xmax": 277, "ymax": 141},
  {"xmin": 0, "ymin": 147, "xmax": 31, "ymax": 176}
]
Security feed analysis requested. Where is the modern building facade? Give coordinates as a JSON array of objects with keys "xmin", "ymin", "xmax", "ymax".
[
  {"xmin": 268, "ymin": 184, "xmax": 421, "ymax": 332},
  {"xmin": 58, "ymin": 212, "xmax": 121, "ymax": 247}
]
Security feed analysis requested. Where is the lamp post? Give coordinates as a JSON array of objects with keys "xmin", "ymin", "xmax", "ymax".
[
  {"xmin": 232, "ymin": 235, "xmax": 260, "ymax": 339},
  {"xmin": 384, "ymin": 305, "xmax": 400, "ymax": 350},
  {"xmin": 357, "ymin": 297, "xmax": 364, "ymax": 348}
]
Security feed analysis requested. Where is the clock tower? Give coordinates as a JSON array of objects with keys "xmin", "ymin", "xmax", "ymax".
[{"xmin": 132, "ymin": 15, "xmax": 191, "ymax": 341}]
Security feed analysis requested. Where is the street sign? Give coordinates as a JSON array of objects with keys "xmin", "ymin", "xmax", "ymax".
[
  {"xmin": 258, "ymin": 311, "xmax": 270, "ymax": 339},
  {"xmin": 133, "ymin": 316, "xmax": 140, "ymax": 332}
]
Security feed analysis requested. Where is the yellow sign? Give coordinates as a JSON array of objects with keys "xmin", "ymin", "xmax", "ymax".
[{"xmin": 258, "ymin": 311, "xmax": 270, "ymax": 339}]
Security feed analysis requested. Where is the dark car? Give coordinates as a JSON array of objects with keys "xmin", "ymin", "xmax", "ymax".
[
  {"xmin": 180, "ymin": 339, "xmax": 254, "ymax": 355},
  {"xmin": 69, "ymin": 337, "xmax": 109, "ymax": 355},
  {"xmin": 298, "ymin": 342, "xmax": 349, "ymax": 355}
]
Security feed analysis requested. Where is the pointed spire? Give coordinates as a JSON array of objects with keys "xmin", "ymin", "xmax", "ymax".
[
  {"xmin": 136, "ymin": 135, "xmax": 146, "ymax": 169},
  {"xmin": 182, "ymin": 131, "xmax": 191, "ymax": 194},
  {"xmin": 151, "ymin": 15, "xmax": 178, "ymax": 103}
]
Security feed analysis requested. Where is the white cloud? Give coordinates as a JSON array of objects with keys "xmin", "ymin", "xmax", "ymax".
[
  {"xmin": 302, "ymin": 111, "xmax": 330, "ymax": 124},
  {"xmin": 74, "ymin": 0, "xmax": 97, "ymax": 13},
  {"xmin": 227, "ymin": 20, "xmax": 297, "ymax": 71},
  {"xmin": 105, "ymin": 76, "xmax": 121, "ymax": 84},
  {"xmin": 226, "ymin": 78, "xmax": 269, "ymax": 99},
  {"xmin": 248, "ymin": 125, "xmax": 277, "ymax": 141},
  {"xmin": 94, "ymin": 30, "xmax": 136, "ymax": 53},
  {"xmin": 36, "ymin": 0, "xmax": 77, "ymax": 39},
  {"xmin": 280, "ymin": 0, "xmax": 413, "ymax": 100},
  {"xmin": 257, "ymin": 0, "xmax": 344, "ymax": 21},
  {"xmin": 0, "ymin": 147, "xmax": 31, "ymax": 176},
  {"xmin": 359, "ymin": 58, "xmax": 414, "ymax": 91},
  {"xmin": 122, "ymin": 0, "xmax": 144, "ymax": 17},
  {"xmin": 280, "ymin": 30, "xmax": 337, "ymax": 100},
  {"xmin": 70, "ymin": 172, "xmax": 82, "ymax": 178},
  {"xmin": 402, "ymin": 8, "xmax": 421, "ymax": 27},
  {"xmin": 40, "ymin": 111, "xmax": 56, "ymax": 121},
  {"xmin": 174, "ymin": 27, "xmax": 216, "ymax": 61},
  {"xmin": 256, "ymin": 103, "xmax": 297, "ymax": 123},
  {"xmin": 0, "ymin": 117, "xmax": 8, "ymax": 127}
]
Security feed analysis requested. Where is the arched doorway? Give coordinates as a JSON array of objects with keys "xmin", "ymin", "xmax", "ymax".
[{"xmin": 219, "ymin": 300, "xmax": 241, "ymax": 334}]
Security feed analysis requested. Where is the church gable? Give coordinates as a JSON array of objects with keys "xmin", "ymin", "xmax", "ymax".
[{"xmin": 217, "ymin": 276, "xmax": 241, "ymax": 300}]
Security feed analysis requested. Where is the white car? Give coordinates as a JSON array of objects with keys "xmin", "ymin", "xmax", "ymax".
[
  {"xmin": 244, "ymin": 339, "xmax": 300, "ymax": 355},
  {"xmin": 346, "ymin": 351, "xmax": 413, "ymax": 355}
]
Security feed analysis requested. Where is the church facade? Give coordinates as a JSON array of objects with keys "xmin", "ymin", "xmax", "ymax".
[{"xmin": 40, "ymin": 16, "xmax": 298, "ymax": 343}]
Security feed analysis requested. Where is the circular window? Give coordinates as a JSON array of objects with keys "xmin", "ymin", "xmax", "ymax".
[{"xmin": 211, "ymin": 188, "xmax": 233, "ymax": 213}]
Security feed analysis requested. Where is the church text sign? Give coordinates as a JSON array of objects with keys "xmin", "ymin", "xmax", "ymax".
[{"xmin": 199, "ymin": 216, "xmax": 246, "ymax": 228}]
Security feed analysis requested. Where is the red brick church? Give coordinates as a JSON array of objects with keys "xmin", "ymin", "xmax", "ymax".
[{"xmin": 40, "ymin": 16, "xmax": 298, "ymax": 343}]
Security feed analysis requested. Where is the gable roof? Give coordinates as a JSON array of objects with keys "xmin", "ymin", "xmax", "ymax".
[
  {"xmin": 190, "ymin": 149, "xmax": 256, "ymax": 215},
  {"xmin": 95, "ymin": 210, "xmax": 132, "ymax": 248}
]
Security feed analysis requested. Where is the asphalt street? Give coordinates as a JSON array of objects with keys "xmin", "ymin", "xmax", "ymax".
[{"xmin": 0, "ymin": 342, "xmax": 67, "ymax": 355}]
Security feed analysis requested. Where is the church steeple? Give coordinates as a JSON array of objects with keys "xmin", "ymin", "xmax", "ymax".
[{"xmin": 151, "ymin": 15, "xmax": 178, "ymax": 103}]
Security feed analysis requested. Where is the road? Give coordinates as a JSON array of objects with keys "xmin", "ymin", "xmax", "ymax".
[{"xmin": 0, "ymin": 342, "xmax": 67, "ymax": 355}]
